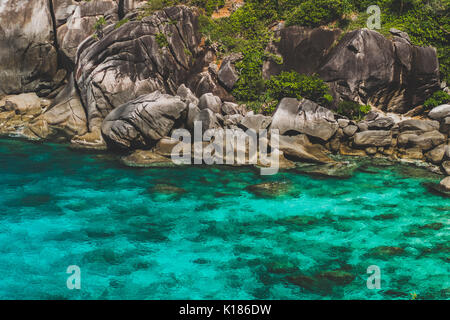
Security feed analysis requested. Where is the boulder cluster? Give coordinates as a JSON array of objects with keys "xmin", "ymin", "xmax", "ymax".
[{"xmin": 0, "ymin": 2, "xmax": 449, "ymax": 192}]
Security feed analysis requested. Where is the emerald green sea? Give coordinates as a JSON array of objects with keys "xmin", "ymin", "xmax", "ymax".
[{"xmin": 0, "ymin": 138, "xmax": 448, "ymax": 300}]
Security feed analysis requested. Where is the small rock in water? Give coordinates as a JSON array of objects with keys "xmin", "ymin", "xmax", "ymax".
[
  {"xmin": 245, "ymin": 181, "xmax": 292, "ymax": 198},
  {"xmin": 295, "ymin": 161, "xmax": 359, "ymax": 179},
  {"xmin": 150, "ymin": 183, "xmax": 186, "ymax": 195}
]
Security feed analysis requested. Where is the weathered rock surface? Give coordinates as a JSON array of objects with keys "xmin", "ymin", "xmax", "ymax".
[
  {"xmin": 263, "ymin": 25, "xmax": 341, "ymax": 79},
  {"xmin": 75, "ymin": 6, "xmax": 210, "ymax": 131},
  {"xmin": 56, "ymin": 0, "xmax": 119, "ymax": 63},
  {"xmin": 353, "ymin": 131, "xmax": 392, "ymax": 147},
  {"xmin": 218, "ymin": 55, "xmax": 240, "ymax": 91},
  {"xmin": 367, "ymin": 117, "xmax": 394, "ymax": 130},
  {"xmin": 101, "ymin": 91, "xmax": 187, "ymax": 149},
  {"xmin": 240, "ymin": 114, "xmax": 271, "ymax": 131},
  {"xmin": 271, "ymin": 98, "xmax": 338, "ymax": 141},
  {"xmin": 198, "ymin": 93, "xmax": 222, "ymax": 113},
  {"xmin": 121, "ymin": 149, "xmax": 174, "ymax": 168},
  {"xmin": 177, "ymin": 84, "xmax": 199, "ymax": 105},
  {"xmin": 278, "ymin": 134, "xmax": 332, "ymax": 163},
  {"xmin": 397, "ymin": 130, "xmax": 446, "ymax": 151},
  {"xmin": 29, "ymin": 74, "xmax": 88, "ymax": 140},
  {"xmin": 0, "ymin": 0, "xmax": 59, "ymax": 95},
  {"xmin": 318, "ymin": 29, "xmax": 440, "ymax": 113},
  {"xmin": 425, "ymin": 144, "xmax": 446, "ymax": 164},
  {"xmin": 398, "ymin": 119, "xmax": 440, "ymax": 132},
  {"xmin": 429, "ymin": 104, "xmax": 450, "ymax": 120}
]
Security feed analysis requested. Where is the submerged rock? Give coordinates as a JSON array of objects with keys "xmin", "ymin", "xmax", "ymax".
[
  {"xmin": 150, "ymin": 183, "xmax": 186, "ymax": 195},
  {"xmin": 276, "ymin": 215, "xmax": 320, "ymax": 227},
  {"xmin": 121, "ymin": 149, "xmax": 175, "ymax": 168},
  {"xmin": 245, "ymin": 181, "xmax": 292, "ymax": 198},
  {"xmin": 75, "ymin": 6, "xmax": 209, "ymax": 131},
  {"xmin": 368, "ymin": 246, "xmax": 405, "ymax": 258},
  {"xmin": 295, "ymin": 161, "xmax": 359, "ymax": 179}
]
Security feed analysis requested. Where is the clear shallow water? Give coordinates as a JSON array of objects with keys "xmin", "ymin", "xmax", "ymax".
[{"xmin": 0, "ymin": 138, "xmax": 448, "ymax": 300}]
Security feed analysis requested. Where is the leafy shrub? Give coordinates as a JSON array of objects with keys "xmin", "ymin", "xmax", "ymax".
[
  {"xmin": 94, "ymin": 16, "xmax": 107, "ymax": 32},
  {"xmin": 155, "ymin": 33, "xmax": 169, "ymax": 48},
  {"xmin": 336, "ymin": 100, "xmax": 372, "ymax": 120},
  {"xmin": 424, "ymin": 90, "xmax": 450, "ymax": 109},
  {"xmin": 285, "ymin": 0, "xmax": 347, "ymax": 27},
  {"xmin": 265, "ymin": 71, "xmax": 332, "ymax": 106}
]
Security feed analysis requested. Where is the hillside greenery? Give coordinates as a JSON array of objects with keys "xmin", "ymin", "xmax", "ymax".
[{"xmin": 141, "ymin": 0, "xmax": 449, "ymax": 114}]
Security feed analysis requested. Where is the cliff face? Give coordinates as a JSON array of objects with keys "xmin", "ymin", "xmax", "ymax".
[
  {"xmin": 263, "ymin": 25, "xmax": 441, "ymax": 113},
  {"xmin": 0, "ymin": 0, "xmax": 59, "ymax": 95}
]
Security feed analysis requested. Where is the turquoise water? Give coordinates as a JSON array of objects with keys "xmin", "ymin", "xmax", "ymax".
[{"xmin": 0, "ymin": 138, "xmax": 448, "ymax": 300}]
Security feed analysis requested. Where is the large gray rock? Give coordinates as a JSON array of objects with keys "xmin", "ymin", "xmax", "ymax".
[
  {"xmin": 271, "ymin": 98, "xmax": 338, "ymax": 141},
  {"xmin": 353, "ymin": 130, "xmax": 392, "ymax": 147},
  {"xmin": 0, "ymin": 0, "xmax": 59, "ymax": 95},
  {"xmin": 240, "ymin": 114, "xmax": 271, "ymax": 131},
  {"xmin": 194, "ymin": 108, "xmax": 221, "ymax": 132},
  {"xmin": 278, "ymin": 134, "xmax": 332, "ymax": 163},
  {"xmin": 177, "ymin": 84, "xmax": 199, "ymax": 105},
  {"xmin": 101, "ymin": 91, "xmax": 187, "ymax": 149},
  {"xmin": 75, "ymin": 6, "xmax": 207, "ymax": 131},
  {"xmin": 29, "ymin": 74, "xmax": 88, "ymax": 139},
  {"xmin": 218, "ymin": 57, "xmax": 239, "ymax": 91},
  {"xmin": 425, "ymin": 144, "xmax": 446, "ymax": 164},
  {"xmin": 428, "ymin": 104, "xmax": 450, "ymax": 120},
  {"xmin": 398, "ymin": 119, "xmax": 440, "ymax": 132},
  {"xmin": 367, "ymin": 117, "xmax": 395, "ymax": 130},
  {"xmin": 318, "ymin": 29, "xmax": 440, "ymax": 113},
  {"xmin": 263, "ymin": 25, "xmax": 341, "ymax": 79},
  {"xmin": 198, "ymin": 93, "xmax": 222, "ymax": 113},
  {"xmin": 397, "ymin": 130, "xmax": 446, "ymax": 151}
]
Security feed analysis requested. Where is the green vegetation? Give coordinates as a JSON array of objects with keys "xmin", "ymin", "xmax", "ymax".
[
  {"xmin": 137, "ymin": 0, "xmax": 448, "ymax": 112},
  {"xmin": 266, "ymin": 71, "xmax": 332, "ymax": 105},
  {"xmin": 424, "ymin": 90, "xmax": 450, "ymax": 109},
  {"xmin": 115, "ymin": 18, "xmax": 129, "ymax": 29},
  {"xmin": 94, "ymin": 16, "xmax": 107, "ymax": 32},
  {"xmin": 155, "ymin": 33, "xmax": 169, "ymax": 47},
  {"xmin": 140, "ymin": 0, "xmax": 225, "ymax": 17},
  {"xmin": 285, "ymin": 0, "xmax": 350, "ymax": 27},
  {"xmin": 93, "ymin": 16, "xmax": 107, "ymax": 40},
  {"xmin": 336, "ymin": 101, "xmax": 372, "ymax": 120},
  {"xmin": 344, "ymin": 0, "xmax": 449, "ymax": 84}
]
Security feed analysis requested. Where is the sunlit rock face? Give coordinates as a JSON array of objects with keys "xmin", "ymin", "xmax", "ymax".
[
  {"xmin": 318, "ymin": 29, "xmax": 440, "ymax": 113},
  {"xmin": 54, "ymin": 0, "xmax": 119, "ymax": 63},
  {"xmin": 74, "ymin": 6, "xmax": 214, "ymax": 131},
  {"xmin": 0, "ymin": 0, "xmax": 59, "ymax": 95}
]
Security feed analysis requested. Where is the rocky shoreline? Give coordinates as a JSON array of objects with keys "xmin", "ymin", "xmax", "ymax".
[{"xmin": 0, "ymin": 1, "xmax": 449, "ymax": 196}]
